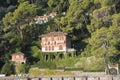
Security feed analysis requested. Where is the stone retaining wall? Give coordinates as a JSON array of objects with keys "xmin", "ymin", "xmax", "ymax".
[
  {"xmin": 29, "ymin": 75, "xmax": 120, "ymax": 80},
  {"xmin": 0, "ymin": 75, "xmax": 120, "ymax": 80}
]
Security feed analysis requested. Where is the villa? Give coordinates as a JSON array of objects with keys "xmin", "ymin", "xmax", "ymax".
[{"xmin": 41, "ymin": 32, "xmax": 72, "ymax": 52}]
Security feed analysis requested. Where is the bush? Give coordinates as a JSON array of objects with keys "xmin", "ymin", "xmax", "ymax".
[
  {"xmin": 56, "ymin": 57, "xmax": 79, "ymax": 68},
  {"xmin": 64, "ymin": 68, "xmax": 83, "ymax": 71},
  {"xmin": 29, "ymin": 68, "xmax": 41, "ymax": 76},
  {"xmin": 1, "ymin": 63, "xmax": 15, "ymax": 75},
  {"xmin": 74, "ymin": 56, "xmax": 105, "ymax": 72},
  {"xmin": 84, "ymin": 57, "xmax": 105, "ymax": 71},
  {"xmin": 15, "ymin": 64, "xmax": 30, "ymax": 74},
  {"xmin": 37, "ymin": 60, "xmax": 56, "ymax": 69},
  {"xmin": 44, "ymin": 69, "xmax": 56, "ymax": 75}
]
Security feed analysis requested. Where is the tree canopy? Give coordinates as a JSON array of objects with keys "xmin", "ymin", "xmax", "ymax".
[{"xmin": 0, "ymin": 0, "xmax": 120, "ymax": 72}]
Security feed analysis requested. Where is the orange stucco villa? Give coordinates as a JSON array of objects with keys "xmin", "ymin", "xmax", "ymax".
[{"xmin": 41, "ymin": 32, "xmax": 72, "ymax": 52}]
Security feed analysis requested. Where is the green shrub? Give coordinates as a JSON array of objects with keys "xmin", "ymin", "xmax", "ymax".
[
  {"xmin": 64, "ymin": 68, "xmax": 83, "ymax": 71},
  {"xmin": 56, "ymin": 57, "xmax": 79, "ymax": 68},
  {"xmin": 74, "ymin": 56, "xmax": 105, "ymax": 72},
  {"xmin": 84, "ymin": 57, "xmax": 105, "ymax": 72},
  {"xmin": 15, "ymin": 64, "xmax": 29, "ymax": 74},
  {"xmin": 37, "ymin": 60, "xmax": 56, "ymax": 69},
  {"xmin": 44, "ymin": 69, "xmax": 56, "ymax": 75},
  {"xmin": 29, "ymin": 68, "xmax": 41, "ymax": 76},
  {"xmin": 1, "ymin": 63, "xmax": 15, "ymax": 75}
]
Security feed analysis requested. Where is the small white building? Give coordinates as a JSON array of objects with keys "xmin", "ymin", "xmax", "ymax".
[
  {"xmin": 34, "ymin": 15, "xmax": 50, "ymax": 24},
  {"xmin": 34, "ymin": 12, "xmax": 57, "ymax": 24}
]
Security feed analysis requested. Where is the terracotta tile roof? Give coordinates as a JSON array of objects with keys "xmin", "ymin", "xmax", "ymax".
[
  {"xmin": 12, "ymin": 52, "xmax": 24, "ymax": 56},
  {"xmin": 41, "ymin": 32, "xmax": 67, "ymax": 37}
]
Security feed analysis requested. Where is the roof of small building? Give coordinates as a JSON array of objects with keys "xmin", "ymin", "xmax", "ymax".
[
  {"xmin": 12, "ymin": 52, "xmax": 25, "ymax": 56},
  {"xmin": 41, "ymin": 31, "xmax": 67, "ymax": 37},
  {"xmin": 35, "ymin": 15, "xmax": 49, "ymax": 19},
  {"xmin": 109, "ymin": 64, "xmax": 118, "ymax": 67}
]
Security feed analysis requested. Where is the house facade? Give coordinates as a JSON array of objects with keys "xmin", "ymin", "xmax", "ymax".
[
  {"xmin": 11, "ymin": 52, "xmax": 26, "ymax": 63},
  {"xmin": 41, "ymin": 32, "xmax": 71, "ymax": 52}
]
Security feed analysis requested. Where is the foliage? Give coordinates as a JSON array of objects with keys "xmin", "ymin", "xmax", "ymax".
[
  {"xmin": 15, "ymin": 64, "xmax": 29, "ymax": 74},
  {"xmin": 56, "ymin": 57, "xmax": 79, "ymax": 68},
  {"xmin": 75, "ymin": 56, "xmax": 105, "ymax": 72},
  {"xmin": 0, "ymin": 1, "xmax": 39, "ymax": 64},
  {"xmin": 0, "ymin": 0, "xmax": 120, "ymax": 72},
  {"xmin": 31, "ymin": 46, "xmax": 42, "ymax": 60},
  {"xmin": 44, "ymin": 69, "xmax": 56, "ymax": 75},
  {"xmin": 84, "ymin": 57, "xmax": 105, "ymax": 71},
  {"xmin": 29, "ymin": 68, "xmax": 41, "ymax": 76},
  {"xmin": 1, "ymin": 63, "xmax": 15, "ymax": 75},
  {"xmin": 37, "ymin": 60, "xmax": 56, "ymax": 69},
  {"xmin": 47, "ymin": 0, "xmax": 69, "ymax": 13},
  {"xmin": 89, "ymin": 26, "xmax": 120, "ymax": 59}
]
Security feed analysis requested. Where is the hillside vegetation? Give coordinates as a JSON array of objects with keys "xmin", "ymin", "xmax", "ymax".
[{"xmin": 0, "ymin": 0, "xmax": 120, "ymax": 74}]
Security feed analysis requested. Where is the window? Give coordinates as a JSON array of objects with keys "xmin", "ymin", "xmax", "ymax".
[
  {"xmin": 59, "ymin": 45, "xmax": 63, "ymax": 50},
  {"xmin": 52, "ymin": 46, "xmax": 54, "ymax": 50},
  {"xmin": 49, "ymin": 46, "xmax": 51, "ymax": 51},
  {"xmin": 45, "ymin": 46, "xmax": 48, "ymax": 51},
  {"xmin": 48, "ymin": 42, "xmax": 50, "ymax": 45},
  {"xmin": 54, "ymin": 41, "xmax": 56, "ymax": 45}
]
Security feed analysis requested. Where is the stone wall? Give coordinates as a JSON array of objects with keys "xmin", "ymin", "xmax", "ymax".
[
  {"xmin": 1, "ymin": 75, "xmax": 120, "ymax": 80},
  {"xmin": 29, "ymin": 75, "xmax": 120, "ymax": 80}
]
